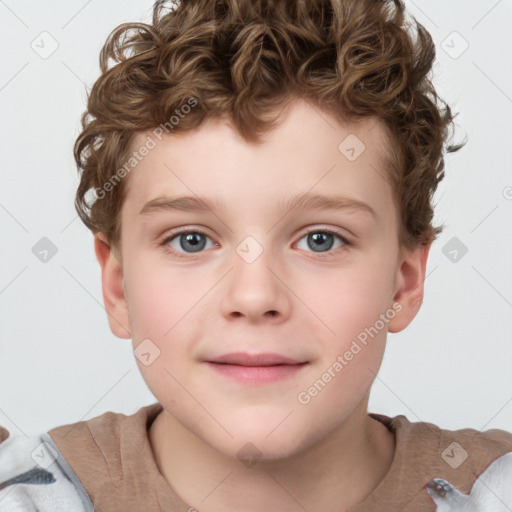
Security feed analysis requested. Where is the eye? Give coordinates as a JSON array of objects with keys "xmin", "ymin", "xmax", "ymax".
[
  {"xmin": 160, "ymin": 227, "xmax": 351, "ymax": 259},
  {"xmin": 160, "ymin": 229, "xmax": 217, "ymax": 257},
  {"xmin": 295, "ymin": 229, "xmax": 350, "ymax": 256}
]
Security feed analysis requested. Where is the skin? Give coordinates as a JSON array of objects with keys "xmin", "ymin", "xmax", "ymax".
[{"xmin": 94, "ymin": 98, "xmax": 431, "ymax": 512}]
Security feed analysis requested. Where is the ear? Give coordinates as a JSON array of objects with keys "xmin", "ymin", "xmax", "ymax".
[
  {"xmin": 93, "ymin": 233, "xmax": 131, "ymax": 339},
  {"xmin": 387, "ymin": 241, "xmax": 432, "ymax": 333}
]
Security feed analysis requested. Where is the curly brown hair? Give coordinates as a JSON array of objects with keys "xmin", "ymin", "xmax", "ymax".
[{"xmin": 74, "ymin": 0, "xmax": 465, "ymax": 254}]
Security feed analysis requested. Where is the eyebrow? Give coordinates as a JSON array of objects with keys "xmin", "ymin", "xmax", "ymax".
[{"xmin": 139, "ymin": 193, "xmax": 377, "ymax": 218}]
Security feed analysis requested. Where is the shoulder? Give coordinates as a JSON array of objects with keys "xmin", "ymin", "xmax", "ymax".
[
  {"xmin": 46, "ymin": 402, "xmax": 162, "ymax": 469},
  {"xmin": 423, "ymin": 426, "xmax": 512, "ymax": 510},
  {"xmin": 45, "ymin": 403, "xmax": 163, "ymax": 507},
  {"xmin": 0, "ymin": 403, "xmax": 158, "ymax": 511},
  {"xmin": 0, "ymin": 426, "xmax": 92, "ymax": 511},
  {"xmin": 0, "ymin": 402, "xmax": 161, "ymax": 510},
  {"xmin": 393, "ymin": 414, "xmax": 512, "ymax": 481},
  {"xmin": 434, "ymin": 419, "xmax": 512, "ymax": 481},
  {"xmin": 362, "ymin": 413, "xmax": 512, "ymax": 511}
]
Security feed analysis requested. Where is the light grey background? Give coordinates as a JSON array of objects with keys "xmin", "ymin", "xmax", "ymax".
[{"xmin": 0, "ymin": 0, "xmax": 511, "ymax": 438}]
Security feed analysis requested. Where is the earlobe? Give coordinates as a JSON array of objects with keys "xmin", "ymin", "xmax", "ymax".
[
  {"xmin": 387, "ymin": 241, "xmax": 431, "ymax": 333},
  {"xmin": 93, "ymin": 233, "xmax": 131, "ymax": 339}
]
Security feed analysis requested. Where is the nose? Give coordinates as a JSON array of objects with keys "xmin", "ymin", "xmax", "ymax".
[{"xmin": 219, "ymin": 239, "xmax": 292, "ymax": 323}]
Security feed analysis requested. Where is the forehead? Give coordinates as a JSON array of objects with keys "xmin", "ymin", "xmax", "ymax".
[{"xmin": 122, "ymin": 99, "xmax": 395, "ymax": 223}]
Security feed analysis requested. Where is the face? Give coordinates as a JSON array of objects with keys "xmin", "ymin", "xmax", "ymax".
[{"xmin": 97, "ymin": 98, "xmax": 429, "ymax": 460}]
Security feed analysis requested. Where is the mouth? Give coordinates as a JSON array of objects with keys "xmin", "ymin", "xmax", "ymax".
[
  {"xmin": 204, "ymin": 352, "xmax": 309, "ymax": 384},
  {"xmin": 206, "ymin": 352, "xmax": 306, "ymax": 366}
]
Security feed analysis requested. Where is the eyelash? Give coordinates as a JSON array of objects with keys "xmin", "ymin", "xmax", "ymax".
[{"xmin": 159, "ymin": 227, "xmax": 352, "ymax": 260}]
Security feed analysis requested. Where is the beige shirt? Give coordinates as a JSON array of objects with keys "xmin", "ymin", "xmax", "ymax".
[{"xmin": 7, "ymin": 403, "xmax": 511, "ymax": 511}]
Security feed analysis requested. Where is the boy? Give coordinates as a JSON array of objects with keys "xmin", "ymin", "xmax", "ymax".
[{"xmin": 1, "ymin": 0, "xmax": 511, "ymax": 511}]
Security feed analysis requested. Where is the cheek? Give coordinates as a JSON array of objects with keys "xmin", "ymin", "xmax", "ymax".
[
  {"xmin": 296, "ymin": 258, "xmax": 394, "ymax": 403},
  {"xmin": 305, "ymin": 261, "xmax": 394, "ymax": 344},
  {"xmin": 125, "ymin": 260, "xmax": 204, "ymax": 341},
  {"xmin": 124, "ymin": 260, "xmax": 213, "ymax": 389},
  {"xmin": 297, "ymin": 275, "xmax": 390, "ymax": 417},
  {"xmin": 124, "ymin": 262, "xmax": 201, "ymax": 404}
]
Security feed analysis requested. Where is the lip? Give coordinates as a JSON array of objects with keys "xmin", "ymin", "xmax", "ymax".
[
  {"xmin": 204, "ymin": 352, "xmax": 308, "ymax": 384},
  {"xmin": 206, "ymin": 352, "xmax": 305, "ymax": 366}
]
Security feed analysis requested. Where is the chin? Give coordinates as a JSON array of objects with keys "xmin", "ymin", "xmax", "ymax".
[
  {"xmin": 223, "ymin": 437, "xmax": 306, "ymax": 466},
  {"xmin": 199, "ymin": 420, "xmax": 311, "ymax": 464}
]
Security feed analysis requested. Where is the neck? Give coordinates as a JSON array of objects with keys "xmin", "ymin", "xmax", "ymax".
[{"xmin": 149, "ymin": 401, "xmax": 395, "ymax": 512}]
